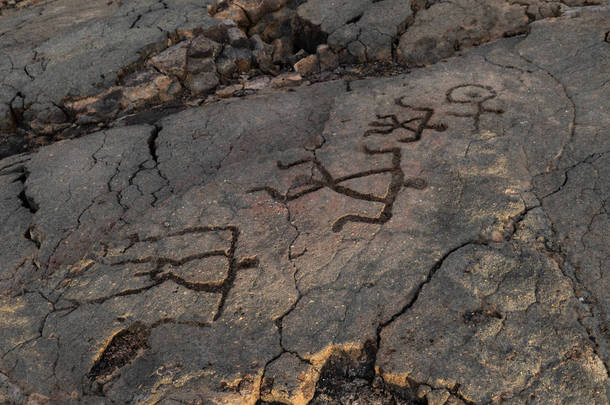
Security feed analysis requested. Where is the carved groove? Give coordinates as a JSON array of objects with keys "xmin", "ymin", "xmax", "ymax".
[
  {"xmin": 250, "ymin": 146, "xmax": 427, "ymax": 232},
  {"xmin": 364, "ymin": 99, "xmax": 446, "ymax": 142},
  {"xmin": 92, "ymin": 226, "xmax": 258, "ymax": 322},
  {"xmin": 446, "ymin": 84, "xmax": 504, "ymax": 132}
]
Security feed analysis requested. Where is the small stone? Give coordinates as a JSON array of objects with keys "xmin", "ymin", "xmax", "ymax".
[
  {"xmin": 162, "ymin": 81, "xmax": 183, "ymax": 101},
  {"xmin": 294, "ymin": 49, "xmax": 308, "ymax": 61},
  {"xmin": 185, "ymin": 72, "xmax": 220, "ymax": 95},
  {"xmin": 234, "ymin": 0, "xmax": 288, "ymax": 25},
  {"xmin": 235, "ymin": 58, "xmax": 251, "ymax": 73},
  {"xmin": 317, "ymin": 44, "xmax": 338, "ymax": 70},
  {"xmin": 199, "ymin": 20, "xmax": 236, "ymax": 44},
  {"xmin": 216, "ymin": 58, "xmax": 237, "ymax": 79},
  {"xmin": 272, "ymin": 37, "xmax": 293, "ymax": 64},
  {"xmin": 24, "ymin": 103, "xmax": 69, "ymax": 134},
  {"xmin": 147, "ymin": 42, "xmax": 189, "ymax": 79},
  {"xmin": 416, "ymin": 384, "xmax": 432, "ymax": 398},
  {"xmin": 0, "ymin": 103, "xmax": 15, "ymax": 131},
  {"xmin": 539, "ymin": 2, "xmax": 561, "ymax": 18},
  {"xmin": 294, "ymin": 54, "xmax": 319, "ymax": 76},
  {"xmin": 250, "ymin": 35, "xmax": 278, "ymax": 75},
  {"xmin": 219, "ymin": 46, "xmax": 253, "ymax": 75},
  {"xmin": 213, "ymin": 5, "xmax": 249, "ymax": 29},
  {"xmin": 26, "ymin": 393, "xmax": 50, "ymax": 405},
  {"xmin": 215, "ymin": 84, "xmax": 243, "ymax": 98},
  {"xmin": 347, "ymin": 40, "xmax": 367, "ymax": 63},
  {"xmin": 187, "ymin": 57, "xmax": 216, "ymax": 74},
  {"xmin": 227, "ymin": 26, "xmax": 249, "ymax": 48},
  {"xmin": 261, "ymin": 8, "xmax": 293, "ymax": 42},
  {"xmin": 426, "ymin": 389, "xmax": 451, "ymax": 405},
  {"xmin": 188, "ymin": 36, "xmax": 222, "ymax": 59},
  {"xmin": 271, "ymin": 72, "xmax": 302, "ymax": 88},
  {"xmin": 244, "ymin": 76, "xmax": 271, "ymax": 91}
]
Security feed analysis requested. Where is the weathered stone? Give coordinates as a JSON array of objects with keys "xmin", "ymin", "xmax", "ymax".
[
  {"xmin": 227, "ymin": 26, "xmax": 250, "ymax": 48},
  {"xmin": 216, "ymin": 57, "xmax": 238, "ymax": 79},
  {"xmin": 0, "ymin": 0, "xmax": 223, "ymax": 132},
  {"xmin": 121, "ymin": 74, "xmax": 181, "ymax": 110},
  {"xmin": 187, "ymin": 57, "xmax": 217, "ymax": 74},
  {"xmin": 185, "ymin": 72, "xmax": 220, "ymax": 95},
  {"xmin": 188, "ymin": 35, "xmax": 222, "ymax": 59},
  {"xmin": 397, "ymin": 0, "xmax": 529, "ymax": 66},
  {"xmin": 147, "ymin": 42, "xmax": 189, "ymax": 79},
  {"xmin": 294, "ymin": 54, "xmax": 319, "ymax": 76},
  {"xmin": 317, "ymin": 44, "xmax": 338, "ymax": 70},
  {"xmin": 0, "ymin": 372, "xmax": 24, "ymax": 404},
  {"xmin": 244, "ymin": 75, "xmax": 272, "ymax": 90},
  {"xmin": 251, "ymin": 34, "xmax": 278, "ymax": 74},
  {"xmin": 0, "ymin": 103, "xmax": 15, "ymax": 132},
  {"xmin": 215, "ymin": 83, "xmax": 243, "ymax": 98},
  {"xmin": 212, "ymin": 3, "xmax": 249, "ymax": 28},
  {"xmin": 261, "ymin": 7, "xmax": 294, "ymax": 43},
  {"xmin": 0, "ymin": 3, "xmax": 608, "ymax": 405},
  {"xmin": 271, "ymin": 72, "xmax": 303, "ymax": 87},
  {"xmin": 233, "ymin": 0, "xmax": 289, "ymax": 24},
  {"xmin": 298, "ymin": 0, "xmax": 412, "ymax": 62},
  {"xmin": 416, "ymin": 384, "xmax": 431, "ymax": 398},
  {"xmin": 261, "ymin": 353, "xmax": 316, "ymax": 404},
  {"xmin": 22, "ymin": 102, "xmax": 69, "ymax": 134},
  {"xmin": 218, "ymin": 46, "xmax": 252, "ymax": 75},
  {"xmin": 272, "ymin": 36, "xmax": 294, "ymax": 64},
  {"xmin": 426, "ymin": 389, "xmax": 450, "ymax": 405}
]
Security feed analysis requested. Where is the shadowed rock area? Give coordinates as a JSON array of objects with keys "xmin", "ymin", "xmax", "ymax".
[{"xmin": 0, "ymin": 0, "xmax": 608, "ymax": 404}]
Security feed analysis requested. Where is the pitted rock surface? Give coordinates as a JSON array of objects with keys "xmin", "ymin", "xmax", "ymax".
[
  {"xmin": 0, "ymin": 2, "xmax": 608, "ymax": 405},
  {"xmin": 2, "ymin": 0, "xmax": 609, "ymax": 158}
]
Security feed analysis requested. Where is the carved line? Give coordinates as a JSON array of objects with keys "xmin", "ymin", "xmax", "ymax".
[
  {"xmin": 249, "ymin": 146, "xmax": 426, "ymax": 232},
  {"xmin": 91, "ymin": 226, "xmax": 258, "ymax": 322},
  {"xmin": 364, "ymin": 98, "xmax": 447, "ymax": 143},
  {"xmin": 446, "ymin": 84, "xmax": 504, "ymax": 132}
]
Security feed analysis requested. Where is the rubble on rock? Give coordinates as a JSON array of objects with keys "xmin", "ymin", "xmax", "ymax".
[{"xmin": 2, "ymin": 0, "xmax": 608, "ymax": 157}]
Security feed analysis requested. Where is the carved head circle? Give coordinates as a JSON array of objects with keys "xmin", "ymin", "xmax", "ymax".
[{"xmin": 447, "ymin": 84, "xmax": 497, "ymax": 103}]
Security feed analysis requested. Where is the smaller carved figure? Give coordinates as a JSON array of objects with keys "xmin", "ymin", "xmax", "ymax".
[
  {"xmin": 364, "ymin": 98, "xmax": 447, "ymax": 142},
  {"xmin": 446, "ymin": 84, "xmax": 504, "ymax": 132},
  {"xmin": 107, "ymin": 226, "xmax": 258, "ymax": 321}
]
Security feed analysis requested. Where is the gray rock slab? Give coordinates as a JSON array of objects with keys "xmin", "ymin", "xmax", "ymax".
[
  {"xmin": 0, "ymin": 8, "xmax": 608, "ymax": 405},
  {"xmin": 0, "ymin": 0, "xmax": 223, "ymax": 139}
]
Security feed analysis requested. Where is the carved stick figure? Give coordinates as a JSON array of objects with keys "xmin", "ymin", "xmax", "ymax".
[
  {"xmin": 107, "ymin": 226, "xmax": 258, "ymax": 321},
  {"xmin": 249, "ymin": 147, "xmax": 426, "ymax": 232},
  {"xmin": 446, "ymin": 84, "xmax": 504, "ymax": 132},
  {"xmin": 364, "ymin": 98, "xmax": 446, "ymax": 142}
]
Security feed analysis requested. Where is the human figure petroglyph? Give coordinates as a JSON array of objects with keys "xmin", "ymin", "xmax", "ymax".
[
  {"xmin": 364, "ymin": 98, "xmax": 447, "ymax": 142},
  {"xmin": 104, "ymin": 226, "xmax": 258, "ymax": 321},
  {"xmin": 446, "ymin": 84, "xmax": 504, "ymax": 132},
  {"xmin": 249, "ymin": 146, "xmax": 427, "ymax": 232}
]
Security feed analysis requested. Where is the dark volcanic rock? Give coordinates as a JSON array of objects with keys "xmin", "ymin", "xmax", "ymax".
[{"xmin": 0, "ymin": 1, "xmax": 608, "ymax": 404}]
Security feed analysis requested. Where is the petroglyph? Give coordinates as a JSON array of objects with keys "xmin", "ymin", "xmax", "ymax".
[
  {"xmin": 95, "ymin": 226, "xmax": 259, "ymax": 322},
  {"xmin": 364, "ymin": 98, "xmax": 447, "ymax": 143},
  {"xmin": 1, "ymin": 7, "xmax": 608, "ymax": 404},
  {"xmin": 446, "ymin": 84, "xmax": 504, "ymax": 132},
  {"xmin": 250, "ymin": 146, "xmax": 427, "ymax": 232}
]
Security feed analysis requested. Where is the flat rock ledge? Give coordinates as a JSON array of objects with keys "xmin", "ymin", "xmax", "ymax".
[{"xmin": 0, "ymin": 1, "xmax": 609, "ymax": 405}]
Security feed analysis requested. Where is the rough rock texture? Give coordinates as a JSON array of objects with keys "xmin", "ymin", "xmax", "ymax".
[
  {"xmin": 3, "ymin": 0, "xmax": 608, "ymax": 158},
  {"xmin": 0, "ymin": 2, "xmax": 608, "ymax": 405},
  {"xmin": 298, "ymin": 0, "xmax": 413, "ymax": 62}
]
